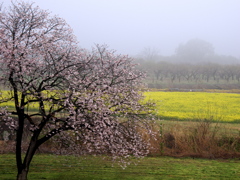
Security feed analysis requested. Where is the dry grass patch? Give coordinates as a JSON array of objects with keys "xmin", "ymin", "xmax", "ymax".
[{"xmin": 149, "ymin": 120, "xmax": 240, "ymax": 159}]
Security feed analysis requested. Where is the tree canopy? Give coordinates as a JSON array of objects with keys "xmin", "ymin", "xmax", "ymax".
[
  {"xmin": 175, "ymin": 39, "xmax": 215, "ymax": 63},
  {"xmin": 0, "ymin": 1, "xmax": 155, "ymax": 179}
]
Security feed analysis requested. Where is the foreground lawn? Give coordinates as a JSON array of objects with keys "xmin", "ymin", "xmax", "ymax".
[
  {"xmin": 1, "ymin": 154, "xmax": 240, "ymax": 179},
  {"xmin": 145, "ymin": 91, "xmax": 240, "ymax": 122}
]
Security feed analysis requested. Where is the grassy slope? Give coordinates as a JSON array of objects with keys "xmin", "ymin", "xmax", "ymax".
[
  {"xmin": 0, "ymin": 154, "xmax": 240, "ymax": 180},
  {"xmin": 159, "ymin": 119, "xmax": 240, "ymax": 136}
]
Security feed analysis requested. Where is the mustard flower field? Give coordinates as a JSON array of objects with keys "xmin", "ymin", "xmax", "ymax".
[
  {"xmin": 1, "ymin": 90, "xmax": 240, "ymax": 122},
  {"xmin": 0, "ymin": 90, "xmax": 50, "ymax": 112},
  {"xmin": 144, "ymin": 91, "xmax": 240, "ymax": 122}
]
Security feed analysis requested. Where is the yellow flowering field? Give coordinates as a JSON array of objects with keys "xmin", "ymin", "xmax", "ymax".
[
  {"xmin": 0, "ymin": 90, "xmax": 52, "ymax": 112},
  {"xmin": 1, "ymin": 90, "xmax": 240, "ymax": 122},
  {"xmin": 144, "ymin": 91, "xmax": 240, "ymax": 122},
  {"xmin": 0, "ymin": 90, "xmax": 17, "ymax": 111}
]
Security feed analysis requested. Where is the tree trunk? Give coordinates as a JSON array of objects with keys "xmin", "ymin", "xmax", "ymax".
[
  {"xmin": 17, "ymin": 169, "xmax": 28, "ymax": 180},
  {"xmin": 16, "ymin": 145, "xmax": 33, "ymax": 180},
  {"xmin": 16, "ymin": 114, "xmax": 26, "ymax": 180},
  {"xmin": 16, "ymin": 130, "xmax": 41, "ymax": 180}
]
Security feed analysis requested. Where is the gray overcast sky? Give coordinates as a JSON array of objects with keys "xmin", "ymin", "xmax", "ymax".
[{"xmin": 2, "ymin": 0, "xmax": 240, "ymax": 57}]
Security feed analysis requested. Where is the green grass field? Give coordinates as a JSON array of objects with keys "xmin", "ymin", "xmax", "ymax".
[
  {"xmin": 144, "ymin": 91, "xmax": 240, "ymax": 122},
  {"xmin": 1, "ymin": 154, "xmax": 240, "ymax": 180}
]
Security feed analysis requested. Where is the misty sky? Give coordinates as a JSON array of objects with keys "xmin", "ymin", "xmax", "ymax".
[{"xmin": 2, "ymin": 0, "xmax": 240, "ymax": 58}]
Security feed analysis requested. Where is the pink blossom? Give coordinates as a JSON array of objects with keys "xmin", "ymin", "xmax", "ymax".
[{"xmin": 0, "ymin": 2, "xmax": 156, "ymax": 179}]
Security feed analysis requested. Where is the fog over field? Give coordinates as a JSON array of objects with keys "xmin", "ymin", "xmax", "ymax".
[{"xmin": 2, "ymin": 0, "xmax": 240, "ymax": 58}]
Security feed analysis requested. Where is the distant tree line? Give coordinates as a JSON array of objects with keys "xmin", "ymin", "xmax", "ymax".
[
  {"xmin": 136, "ymin": 39, "xmax": 240, "ymax": 88},
  {"xmin": 138, "ymin": 61, "xmax": 240, "ymax": 84}
]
